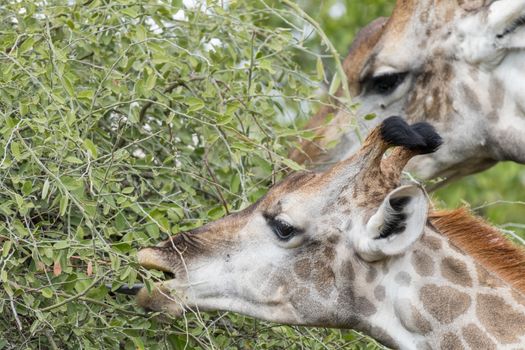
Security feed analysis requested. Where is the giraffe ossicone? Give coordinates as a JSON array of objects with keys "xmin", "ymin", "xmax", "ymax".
[
  {"xmin": 134, "ymin": 117, "xmax": 525, "ymax": 350},
  {"xmin": 290, "ymin": 0, "xmax": 525, "ymax": 188}
]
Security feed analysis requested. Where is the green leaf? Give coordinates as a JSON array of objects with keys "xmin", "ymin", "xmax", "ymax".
[
  {"xmin": 59, "ymin": 195, "xmax": 69, "ymax": 216},
  {"xmin": 65, "ymin": 156, "xmax": 84, "ymax": 164},
  {"xmin": 121, "ymin": 6, "xmax": 140, "ymax": 18},
  {"xmin": 77, "ymin": 90, "xmax": 94, "ymax": 100},
  {"xmin": 53, "ymin": 241, "xmax": 69, "ymax": 250},
  {"xmin": 10, "ymin": 141, "xmax": 21, "ymax": 160},
  {"xmin": 316, "ymin": 57, "xmax": 326, "ymax": 81},
  {"xmin": 329, "ymin": 73, "xmax": 341, "ymax": 95},
  {"xmin": 145, "ymin": 72, "xmax": 157, "ymax": 91},
  {"xmin": 121, "ymin": 187, "xmax": 134, "ymax": 194},
  {"xmin": 41, "ymin": 288, "xmax": 53, "ymax": 298},
  {"xmin": 281, "ymin": 158, "xmax": 303, "ymax": 171},
  {"xmin": 0, "ymin": 270, "xmax": 7, "ymax": 283},
  {"xmin": 19, "ymin": 37, "xmax": 36, "ymax": 54},
  {"xmin": 83, "ymin": 139, "xmax": 98, "ymax": 158},
  {"xmin": 41, "ymin": 179, "xmax": 50, "ymax": 199},
  {"xmin": 2, "ymin": 240, "xmax": 12, "ymax": 258},
  {"xmin": 186, "ymin": 97, "xmax": 205, "ymax": 112},
  {"xmin": 22, "ymin": 181, "xmax": 32, "ymax": 196}
]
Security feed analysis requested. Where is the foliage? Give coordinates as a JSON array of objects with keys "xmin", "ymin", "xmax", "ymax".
[
  {"xmin": 0, "ymin": 0, "xmax": 523, "ymax": 349},
  {"xmin": 0, "ymin": 0, "xmax": 386, "ymax": 348}
]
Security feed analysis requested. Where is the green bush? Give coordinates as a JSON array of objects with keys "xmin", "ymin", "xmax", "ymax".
[{"xmin": 0, "ymin": 0, "xmax": 389, "ymax": 348}]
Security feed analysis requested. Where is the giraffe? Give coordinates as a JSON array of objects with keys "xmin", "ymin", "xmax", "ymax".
[
  {"xmin": 289, "ymin": 0, "xmax": 525, "ymax": 187},
  {"xmin": 133, "ymin": 117, "xmax": 525, "ymax": 350}
]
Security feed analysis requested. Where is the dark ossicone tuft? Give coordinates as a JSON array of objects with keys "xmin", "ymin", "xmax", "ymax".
[
  {"xmin": 380, "ymin": 116, "xmax": 443, "ymax": 154},
  {"xmin": 410, "ymin": 122, "xmax": 443, "ymax": 154}
]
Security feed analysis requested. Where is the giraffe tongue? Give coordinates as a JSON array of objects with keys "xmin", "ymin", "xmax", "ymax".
[{"xmin": 108, "ymin": 284, "xmax": 144, "ymax": 296}]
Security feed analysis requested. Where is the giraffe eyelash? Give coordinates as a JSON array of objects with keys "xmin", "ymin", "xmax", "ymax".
[
  {"xmin": 497, "ymin": 15, "xmax": 525, "ymax": 39},
  {"xmin": 263, "ymin": 213, "xmax": 303, "ymax": 241}
]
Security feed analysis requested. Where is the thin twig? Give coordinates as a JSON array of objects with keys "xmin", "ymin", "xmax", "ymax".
[
  {"xmin": 44, "ymin": 331, "xmax": 59, "ymax": 350},
  {"xmin": 139, "ymin": 77, "xmax": 206, "ymax": 122},
  {"xmin": 203, "ymin": 146, "xmax": 230, "ymax": 215},
  {"xmin": 40, "ymin": 272, "xmax": 108, "ymax": 312},
  {"xmin": 9, "ymin": 294, "xmax": 23, "ymax": 331},
  {"xmin": 279, "ymin": 0, "xmax": 351, "ymax": 102}
]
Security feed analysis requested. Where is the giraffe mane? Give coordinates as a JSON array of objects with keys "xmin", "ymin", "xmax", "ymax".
[{"xmin": 429, "ymin": 208, "xmax": 525, "ymax": 294}]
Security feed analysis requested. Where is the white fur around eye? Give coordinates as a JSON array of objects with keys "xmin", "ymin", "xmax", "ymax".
[{"xmin": 372, "ymin": 66, "xmax": 399, "ymax": 77}]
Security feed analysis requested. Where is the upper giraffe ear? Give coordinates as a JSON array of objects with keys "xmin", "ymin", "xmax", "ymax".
[
  {"xmin": 489, "ymin": 0, "xmax": 525, "ymax": 50},
  {"xmin": 457, "ymin": 0, "xmax": 525, "ymax": 65},
  {"xmin": 354, "ymin": 185, "xmax": 428, "ymax": 262}
]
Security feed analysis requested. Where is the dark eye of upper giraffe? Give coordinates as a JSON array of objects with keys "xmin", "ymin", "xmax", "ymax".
[
  {"xmin": 365, "ymin": 72, "xmax": 408, "ymax": 95},
  {"xmin": 264, "ymin": 214, "xmax": 301, "ymax": 241}
]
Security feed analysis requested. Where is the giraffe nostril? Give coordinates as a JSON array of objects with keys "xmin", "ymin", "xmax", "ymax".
[{"xmin": 163, "ymin": 271, "xmax": 175, "ymax": 280}]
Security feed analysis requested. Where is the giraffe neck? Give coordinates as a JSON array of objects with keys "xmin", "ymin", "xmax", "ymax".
[
  {"xmin": 485, "ymin": 51, "xmax": 525, "ymax": 163},
  {"xmin": 359, "ymin": 226, "xmax": 525, "ymax": 349}
]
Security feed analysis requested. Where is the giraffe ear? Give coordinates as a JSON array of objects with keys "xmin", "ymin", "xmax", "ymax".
[
  {"xmin": 488, "ymin": 0, "xmax": 525, "ymax": 50},
  {"xmin": 354, "ymin": 185, "xmax": 428, "ymax": 262}
]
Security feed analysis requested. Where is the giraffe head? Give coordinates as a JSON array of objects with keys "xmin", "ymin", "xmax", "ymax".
[
  {"xmin": 135, "ymin": 117, "xmax": 442, "ymax": 337},
  {"xmin": 293, "ymin": 0, "xmax": 525, "ymax": 185}
]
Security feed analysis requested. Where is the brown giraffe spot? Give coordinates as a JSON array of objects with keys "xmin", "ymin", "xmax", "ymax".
[
  {"xmin": 387, "ymin": 172, "xmax": 396, "ymax": 182},
  {"xmin": 381, "ymin": 261, "xmax": 390, "ymax": 274},
  {"xmin": 462, "ymin": 323, "xmax": 497, "ymax": 350},
  {"xmin": 458, "ymin": 0, "xmax": 485, "ymax": 11},
  {"xmin": 420, "ymin": 234, "xmax": 442, "ymax": 251},
  {"xmin": 412, "ymin": 307, "xmax": 432, "ymax": 335},
  {"xmin": 412, "ymin": 251, "xmax": 434, "ymax": 276},
  {"xmin": 476, "ymin": 293, "xmax": 525, "ymax": 344},
  {"xmin": 512, "ymin": 290, "xmax": 525, "ymax": 308},
  {"xmin": 313, "ymin": 263, "xmax": 335, "ymax": 297},
  {"xmin": 371, "ymin": 191, "xmax": 383, "ymax": 199},
  {"xmin": 366, "ymin": 266, "xmax": 377, "ymax": 283},
  {"xmin": 476, "ymin": 265, "xmax": 504, "ymax": 289},
  {"xmin": 440, "ymin": 256, "xmax": 473, "ymax": 287},
  {"xmin": 322, "ymin": 246, "xmax": 335, "ymax": 260},
  {"xmin": 420, "ymin": 285, "xmax": 471, "ymax": 324},
  {"xmin": 486, "ymin": 110, "xmax": 498, "ymax": 122},
  {"xmin": 419, "ymin": 7, "xmax": 429, "ymax": 24},
  {"xmin": 355, "ymin": 296, "xmax": 376, "ymax": 317},
  {"xmin": 424, "ymin": 87, "xmax": 442, "ymax": 118},
  {"xmin": 489, "ymin": 78, "xmax": 504, "ymax": 109},
  {"xmin": 293, "ymin": 258, "xmax": 312, "ymax": 280},
  {"xmin": 440, "ymin": 332, "xmax": 463, "ymax": 350},
  {"xmin": 341, "ymin": 259, "xmax": 355, "ymax": 281},
  {"xmin": 461, "ymin": 83, "xmax": 482, "ymax": 112},
  {"xmin": 374, "ymin": 285, "xmax": 385, "ymax": 301},
  {"xmin": 337, "ymin": 196, "xmax": 349, "ymax": 206},
  {"xmin": 395, "ymin": 271, "xmax": 412, "ymax": 286},
  {"xmin": 327, "ymin": 235, "xmax": 340, "ymax": 245}
]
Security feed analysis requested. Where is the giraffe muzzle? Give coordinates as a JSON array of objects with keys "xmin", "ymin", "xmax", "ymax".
[{"xmin": 137, "ymin": 247, "xmax": 176, "ymax": 273}]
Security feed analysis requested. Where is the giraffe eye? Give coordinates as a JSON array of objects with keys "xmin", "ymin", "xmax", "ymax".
[
  {"xmin": 366, "ymin": 72, "xmax": 407, "ymax": 95},
  {"xmin": 264, "ymin": 215, "xmax": 300, "ymax": 241}
]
